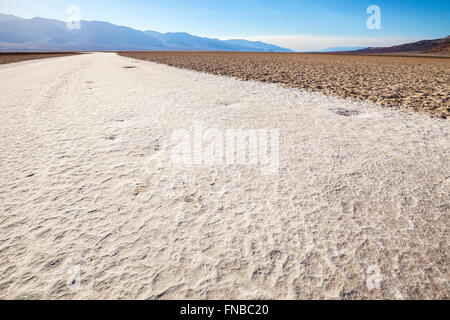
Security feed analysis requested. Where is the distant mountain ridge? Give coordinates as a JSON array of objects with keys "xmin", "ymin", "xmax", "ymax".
[
  {"xmin": 353, "ymin": 36, "xmax": 450, "ymax": 54},
  {"xmin": 318, "ymin": 46, "xmax": 367, "ymax": 52},
  {"xmin": 0, "ymin": 13, "xmax": 23, "ymax": 22},
  {"xmin": 0, "ymin": 13, "xmax": 293, "ymax": 52}
]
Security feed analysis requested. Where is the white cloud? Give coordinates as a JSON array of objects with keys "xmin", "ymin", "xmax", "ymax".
[{"xmin": 218, "ymin": 34, "xmax": 421, "ymax": 52}]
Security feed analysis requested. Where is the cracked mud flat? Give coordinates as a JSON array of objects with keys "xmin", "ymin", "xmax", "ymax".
[
  {"xmin": 0, "ymin": 53, "xmax": 449, "ymax": 300},
  {"xmin": 0, "ymin": 52, "xmax": 81, "ymax": 65},
  {"xmin": 119, "ymin": 52, "xmax": 450, "ymax": 119}
]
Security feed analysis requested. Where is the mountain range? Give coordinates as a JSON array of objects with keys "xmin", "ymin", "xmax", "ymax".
[
  {"xmin": 352, "ymin": 36, "xmax": 450, "ymax": 55},
  {"xmin": 0, "ymin": 13, "xmax": 293, "ymax": 52},
  {"xmin": 318, "ymin": 46, "xmax": 367, "ymax": 52}
]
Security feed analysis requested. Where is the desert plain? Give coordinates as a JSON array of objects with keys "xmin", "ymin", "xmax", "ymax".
[
  {"xmin": 0, "ymin": 52, "xmax": 80, "ymax": 65},
  {"xmin": 0, "ymin": 52, "xmax": 448, "ymax": 300},
  {"xmin": 120, "ymin": 52, "xmax": 450, "ymax": 119}
]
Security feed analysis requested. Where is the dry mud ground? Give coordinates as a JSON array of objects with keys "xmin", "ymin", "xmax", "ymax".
[
  {"xmin": 0, "ymin": 53, "xmax": 449, "ymax": 300},
  {"xmin": 119, "ymin": 52, "xmax": 450, "ymax": 119},
  {"xmin": 0, "ymin": 52, "xmax": 81, "ymax": 65}
]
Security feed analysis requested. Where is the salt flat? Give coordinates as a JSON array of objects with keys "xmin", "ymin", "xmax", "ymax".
[
  {"xmin": 0, "ymin": 53, "xmax": 448, "ymax": 299},
  {"xmin": 120, "ymin": 51, "xmax": 450, "ymax": 119}
]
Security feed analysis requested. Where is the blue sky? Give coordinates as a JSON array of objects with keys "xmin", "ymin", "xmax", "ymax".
[{"xmin": 1, "ymin": 0, "xmax": 449, "ymax": 51}]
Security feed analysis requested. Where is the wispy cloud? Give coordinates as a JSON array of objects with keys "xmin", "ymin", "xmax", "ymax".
[{"xmin": 219, "ymin": 35, "xmax": 422, "ymax": 52}]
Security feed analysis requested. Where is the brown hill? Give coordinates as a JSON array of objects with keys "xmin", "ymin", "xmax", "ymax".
[
  {"xmin": 355, "ymin": 36, "xmax": 450, "ymax": 54},
  {"xmin": 426, "ymin": 37, "xmax": 450, "ymax": 53}
]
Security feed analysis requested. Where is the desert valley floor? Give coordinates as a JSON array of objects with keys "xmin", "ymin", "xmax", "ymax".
[{"xmin": 0, "ymin": 53, "xmax": 448, "ymax": 299}]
